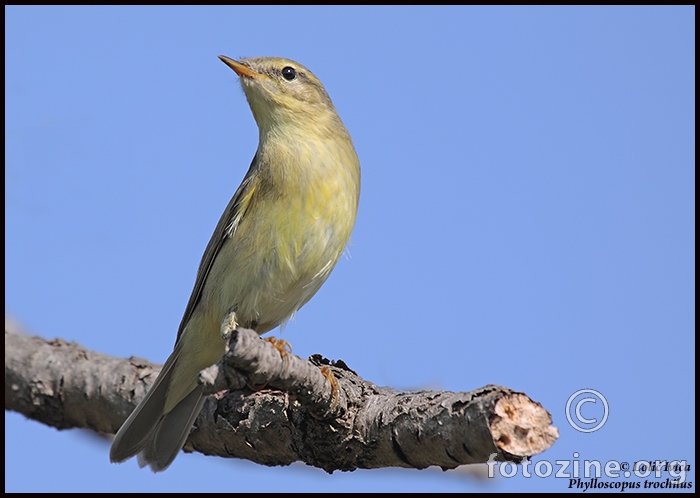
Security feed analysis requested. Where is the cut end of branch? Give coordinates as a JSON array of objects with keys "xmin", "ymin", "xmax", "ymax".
[{"xmin": 490, "ymin": 393, "xmax": 559, "ymax": 457}]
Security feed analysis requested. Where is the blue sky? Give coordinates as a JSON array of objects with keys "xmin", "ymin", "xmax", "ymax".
[{"xmin": 5, "ymin": 6, "xmax": 695, "ymax": 493}]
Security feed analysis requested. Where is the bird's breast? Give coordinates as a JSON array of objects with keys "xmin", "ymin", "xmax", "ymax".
[{"xmin": 202, "ymin": 133, "xmax": 359, "ymax": 333}]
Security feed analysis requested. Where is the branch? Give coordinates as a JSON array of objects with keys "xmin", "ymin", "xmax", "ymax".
[{"xmin": 5, "ymin": 316, "xmax": 558, "ymax": 472}]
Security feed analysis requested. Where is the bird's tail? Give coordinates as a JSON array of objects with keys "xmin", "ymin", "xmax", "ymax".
[{"xmin": 109, "ymin": 346, "xmax": 206, "ymax": 472}]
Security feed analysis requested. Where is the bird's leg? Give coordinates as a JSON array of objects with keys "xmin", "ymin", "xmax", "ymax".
[{"xmin": 220, "ymin": 306, "xmax": 238, "ymax": 342}]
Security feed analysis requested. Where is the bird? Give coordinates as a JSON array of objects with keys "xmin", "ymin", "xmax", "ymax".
[{"xmin": 109, "ymin": 55, "xmax": 361, "ymax": 472}]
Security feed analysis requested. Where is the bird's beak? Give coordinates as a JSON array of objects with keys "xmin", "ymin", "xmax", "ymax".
[{"xmin": 218, "ymin": 55, "xmax": 260, "ymax": 79}]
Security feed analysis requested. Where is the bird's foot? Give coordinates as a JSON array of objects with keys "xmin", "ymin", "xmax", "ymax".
[{"xmin": 320, "ymin": 366, "xmax": 340, "ymax": 409}]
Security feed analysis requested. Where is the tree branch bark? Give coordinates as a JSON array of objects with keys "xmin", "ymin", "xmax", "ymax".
[{"xmin": 5, "ymin": 316, "xmax": 558, "ymax": 473}]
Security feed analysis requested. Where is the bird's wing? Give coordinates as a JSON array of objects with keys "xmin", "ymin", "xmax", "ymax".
[{"xmin": 175, "ymin": 153, "xmax": 258, "ymax": 344}]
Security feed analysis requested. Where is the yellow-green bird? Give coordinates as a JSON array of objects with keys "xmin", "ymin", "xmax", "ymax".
[{"xmin": 109, "ymin": 55, "xmax": 361, "ymax": 472}]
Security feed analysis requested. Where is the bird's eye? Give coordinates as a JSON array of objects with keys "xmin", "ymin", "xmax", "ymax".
[{"xmin": 281, "ymin": 66, "xmax": 297, "ymax": 81}]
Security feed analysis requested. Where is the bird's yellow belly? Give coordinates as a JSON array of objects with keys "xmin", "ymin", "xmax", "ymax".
[{"xmin": 203, "ymin": 174, "xmax": 356, "ymax": 335}]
